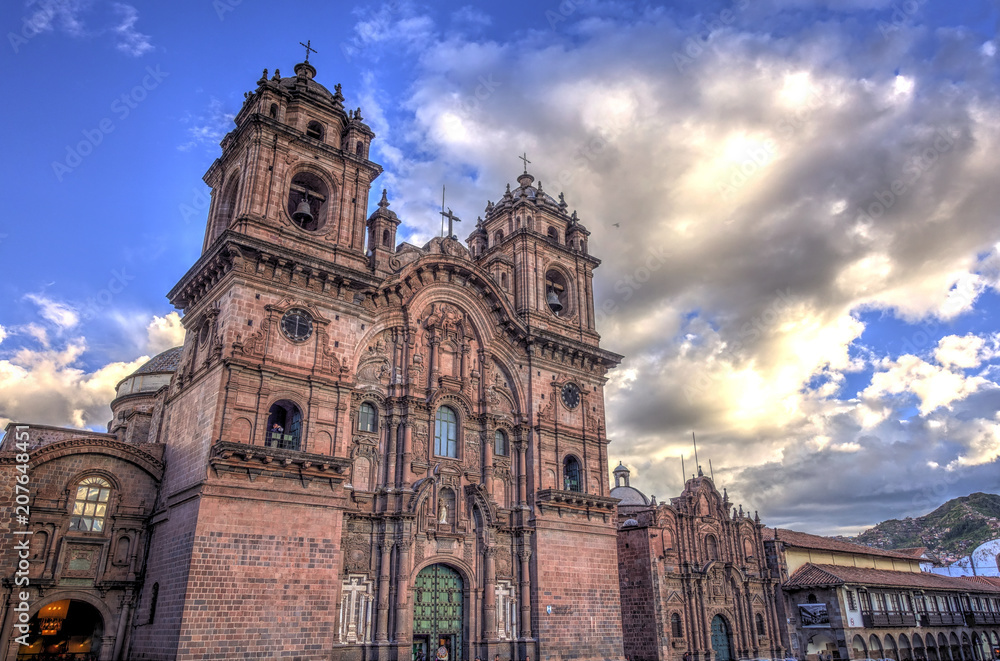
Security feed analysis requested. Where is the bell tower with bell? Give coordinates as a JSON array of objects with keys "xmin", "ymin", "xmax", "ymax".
[
  {"xmin": 470, "ymin": 156, "xmax": 597, "ymax": 346},
  {"xmin": 200, "ymin": 50, "xmax": 382, "ymax": 273}
]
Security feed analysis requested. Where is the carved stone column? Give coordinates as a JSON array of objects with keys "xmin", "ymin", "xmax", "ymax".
[
  {"xmin": 515, "ymin": 439, "xmax": 528, "ymax": 506},
  {"xmin": 394, "ymin": 539, "xmax": 412, "ymax": 642},
  {"xmin": 401, "ymin": 421, "xmax": 413, "ymax": 486},
  {"xmin": 518, "ymin": 536, "xmax": 532, "ymax": 639},
  {"xmin": 376, "ymin": 539, "xmax": 395, "ymax": 642},
  {"xmin": 387, "ymin": 416, "xmax": 399, "ymax": 488},
  {"xmin": 484, "ymin": 545, "xmax": 498, "ymax": 640}
]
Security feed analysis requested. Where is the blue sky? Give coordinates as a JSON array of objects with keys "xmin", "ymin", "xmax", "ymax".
[{"xmin": 3, "ymin": 0, "xmax": 1000, "ymax": 536}]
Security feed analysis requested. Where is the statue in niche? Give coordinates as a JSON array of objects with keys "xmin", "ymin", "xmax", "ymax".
[{"xmin": 438, "ymin": 498, "xmax": 448, "ymax": 524}]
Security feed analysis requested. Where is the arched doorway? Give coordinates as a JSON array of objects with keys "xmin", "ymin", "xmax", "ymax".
[
  {"xmin": 852, "ymin": 634, "xmax": 868, "ymax": 659},
  {"xmin": 413, "ymin": 564, "xmax": 464, "ymax": 661},
  {"xmin": 16, "ymin": 599, "xmax": 104, "ymax": 658},
  {"xmin": 711, "ymin": 615, "xmax": 733, "ymax": 661}
]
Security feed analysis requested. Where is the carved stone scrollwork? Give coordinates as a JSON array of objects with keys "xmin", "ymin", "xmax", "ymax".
[{"xmin": 343, "ymin": 518, "xmax": 374, "ymax": 574}]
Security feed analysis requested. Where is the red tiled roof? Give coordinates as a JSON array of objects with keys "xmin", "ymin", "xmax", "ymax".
[
  {"xmin": 893, "ymin": 547, "xmax": 929, "ymax": 558},
  {"xmin": 763, "ymin": 528, "xmax": 922, "ymax": 561},
  {"xmin": 785, "ymin": 563, "xmax": 1000, "ymax": 593},
  {"xmin": 957, "ymin": 576, "xmax": 1000, "ymax": 588}
]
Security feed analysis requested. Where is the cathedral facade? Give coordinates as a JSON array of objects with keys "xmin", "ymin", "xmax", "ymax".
[
  {"xmin": 0, "ymin": 59, "xmax": 624, "ymax": 661},
  {"xmin": 613, "ymin": 465, "xmax": 786, "ymax": 661}
]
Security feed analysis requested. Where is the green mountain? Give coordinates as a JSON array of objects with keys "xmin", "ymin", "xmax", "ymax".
[{"xmin": 841, "ymin": 492, "xmax": 1000, "ymax": 562}]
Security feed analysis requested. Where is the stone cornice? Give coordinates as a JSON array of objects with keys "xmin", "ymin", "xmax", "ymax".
[{"xmin": 0, "ymin": 438, "xmax": 164, "ymax": 481}]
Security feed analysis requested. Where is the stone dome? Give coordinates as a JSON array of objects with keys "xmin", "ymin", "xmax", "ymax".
[{"xmin": 611, "ymin": 485, "xmax": 651, "ymax": 506}]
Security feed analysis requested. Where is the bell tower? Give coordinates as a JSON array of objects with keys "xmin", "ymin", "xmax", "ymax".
[
  {"xmin": 201, "ymin": 60, "xmax": 381, "ymax": 273},
  {"xmin": 470, "ymin": 166, "xmax": 599, "ymax": 346}
]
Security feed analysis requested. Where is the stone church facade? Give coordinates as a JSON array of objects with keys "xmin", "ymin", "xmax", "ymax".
[
  {"xmin": 0, "ymin": 58, "xmax": 625, "ymax": 661},
  {"xmin": 613, "ymin": 465, "xmax": 786, "ymax": 661}
]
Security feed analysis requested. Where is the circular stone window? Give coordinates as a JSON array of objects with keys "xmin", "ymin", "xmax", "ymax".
[
  {"xmin": 280, "ymin": 308, "xmax": 314, "ymax": 342},
  {"xmin": 287, "ymin": 172, "xmax": 330, "ymax": 232}
]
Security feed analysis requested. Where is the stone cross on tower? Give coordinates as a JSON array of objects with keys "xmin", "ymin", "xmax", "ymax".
[
  {"xmin": 299, "ymin": 39, "xmax": 317, "ymax": 63},
  {"xmin": 440, "ymin": 207, "xmax": 461, "ymax": 239},
  {"xmin": 519, "ymin": 152, "xmax": 531, "ymax": 173}
]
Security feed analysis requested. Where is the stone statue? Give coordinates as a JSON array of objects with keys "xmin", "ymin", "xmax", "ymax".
[{"xmin": 438, "ymin": 498, "xmax": 448, "ymax": 524}]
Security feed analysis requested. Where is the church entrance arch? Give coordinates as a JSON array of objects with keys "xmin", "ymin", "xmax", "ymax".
[
  {"xmin": 711, "ymin": 614, "xmax": 733, "ymax": 661},
  {"xmin": 16, "ymin": 599, "xmax": 104, "ymax": 658},
  {"xmin": 413, "ymin": 563, "xmax": 464, "ymax": 661}
]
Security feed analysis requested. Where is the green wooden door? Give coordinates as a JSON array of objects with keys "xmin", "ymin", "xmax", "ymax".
[
  {"xmin": 711, "ymin": 615, "xmax": 732, "ymax": 661},
  {"xmin": 413, "ymin": 564, "xmax": 464, "ymax": 661}
]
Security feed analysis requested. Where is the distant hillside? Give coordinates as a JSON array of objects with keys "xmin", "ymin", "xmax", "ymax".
[{"xmin": 836, "ymin": 492, "xmax": 1000, "ymax": 563}]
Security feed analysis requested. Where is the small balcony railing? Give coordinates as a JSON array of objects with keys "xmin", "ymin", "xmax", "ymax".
[
  {"xmin": 965, "ymin": 611, "xmax": 1000, "ymax": 626},
  {"xmin": 920, "ymin": 612, "xmax": 965, "ymax": 627},
  {"xmin": 266, "ymin": 431, "xmax": 300, "ymax": 451},
  {"xmin": 861, "ymin": 611, "xmax": 917, "ymax": 627}
]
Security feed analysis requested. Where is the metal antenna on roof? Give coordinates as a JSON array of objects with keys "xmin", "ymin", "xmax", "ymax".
[
  {"xmin": 709, "ymin": 458, "xmax": 715, "ymax": 482},
  {"xmin": 681, "ymin": 455, "xmax": 686, "ymax": 485},
  {"xmin": 692, "ymin": 431, "xmax": 702, "ymax": 477}
]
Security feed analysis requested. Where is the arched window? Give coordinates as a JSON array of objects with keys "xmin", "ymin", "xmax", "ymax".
[
  {"xmin": 306, "ymin": 120, "xmax": 324, "ymax": 140},
  {"xmin": 358, "ymin": 402, "xmax": 377, "ymax": 433},
  {"xmin": 705, "ymin": 534, "xmax": 719, "ymax": 561},
  {"xmin": 500, "ymin": 272, "xmax": 509, "ymax": 290},
  {"xmin": 266, "ymin": 400, "xmax": 303, "ymax": 450},
  {"xmin": 494, "ymin": 230, "xmax": 504, "ymax": 245},
  {"xmin": 69, "ymin": 477, "xmax": 112, "ymax": 532},
  {"xmin": 218, "ymin": 175, "xmax": 240, "ymax": 231},
  {"xmin": 756, "ymin": 612, "xmax": 765, "ymax": 636},
  {"xmin": 563, "ymin": 455, "xmax": 581, "ymax": 492},
  {"xmin": 382, "ymin": 229, "xmax": 390, "ymax": 247},
  {"xmin": 269, "ymin": 103, "xmax": 278, "ymax": 119},
  {"xmin": 494, "ymin": 430, "xmax": 508, "ymax": 456},
  {"xmin": 671, "ymin": 613, "xmax": 683, "ymax": 638},
  {"xmin": 287, "ymin": 171, "xmax": 331, "ymax": 232},
  {"xmin": 545, "ymin": 269, "xmax": 569, "ymax": 316},
  {"xmin": 434, "ymin": 406, "xmax": 458, "ymax": 458},
  {"xmin": 356, "ymin": 142, "xmax": 364, "ymax": 156},
  {"xmin": 547, "ymin": 226, "xmax": 559, "ymax": 243}
]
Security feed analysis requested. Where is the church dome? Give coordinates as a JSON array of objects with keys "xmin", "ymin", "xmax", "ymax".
[
  {"xmin": 114, "ymin": 346, "xmax": 182, "ymax": 398},
  {"xmin": 611, "ymin": 485, "xmax": 650, "ymax": 506},
  {"xmin": 131, "ymin": 346, "xmax": 183, "ymax": 376}
]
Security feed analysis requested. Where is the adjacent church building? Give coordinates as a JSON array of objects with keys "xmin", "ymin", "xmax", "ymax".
[{"xmin": 0, "ymin": 58, "xmax": 626, "ymax": 661}]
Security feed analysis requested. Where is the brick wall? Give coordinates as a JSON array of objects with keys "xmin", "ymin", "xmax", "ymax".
[
  {"xmin": 618, "ymin": 525, "xmax": 660, "ymax": 661},
  {"xmin": 533, "ymin": 515, "xmax": 625, "ymax": 661},
  {"xmin": 174, "ymin": 492, "xmax": 345, "ymax": 660}
]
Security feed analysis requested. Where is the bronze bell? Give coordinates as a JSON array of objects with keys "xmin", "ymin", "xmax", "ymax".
[
  {"xmin": 547, "ymin": 289, "xmax": 563, "ymax": 313},
  {"xmin": 293, "ymin": 198, "xmax": 313, "ymax": 224}
]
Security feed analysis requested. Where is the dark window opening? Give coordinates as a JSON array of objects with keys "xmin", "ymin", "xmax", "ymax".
[
  {"xmin": 306, "ymin": 120, "xmax": 324, "ymax": 140},
  {"xmin": 547, "ymin": 226, "xmax": 560, "ymax": 243},
  {"xmin": 287, "ymin": 171, "xmax": 330, "ymax": 232},
  {"xmin": 671, "ymin": 613, "xmax": 683, "ymax": 638},
  {"xmin": 149, "ymin": 583, "xmax": 159, "ymax": 624},
  {"xmin": 382, "ymin": 229, "xmax": 391, "ymax": 247},
  {"xmin": 756, "ymin": 613, "xmax": 765, "ymax": 636},
  {"xmin": 545, "ymin": 269, "xmax": 569, "ymax": 316},
  {"xmin": 269, "ymin": 103, "xmax": 278, "ymax": 119},
  {"xmin": 563, "ymin": 455, "xmax": 581, "ymax": 492},
  {"xmin": 266, "ymin": 400, "xmax": 303, "ymax": 450}
]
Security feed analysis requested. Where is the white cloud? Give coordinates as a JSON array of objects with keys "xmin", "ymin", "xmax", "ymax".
[
  {"xmin": 24, "ymin": 293, "xmax": 79, "ymax": 330},
  {"xmin": 145, "ymin": 312, "xmax": 185, "ymax": 355},
  {"xmin": 934, "ymin": 334, "xmax": 987, "ymax": 369},
  {"xmin": 178, "ymin": 98, "xmax": 235, "ymax": 152},
  {"xmin": 0, "ymin": 314, "xmax": 184, "ymax": 432},
  {"xmin": 111, "ymin": 3, "xmax": 152, "ymax": 57}
]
